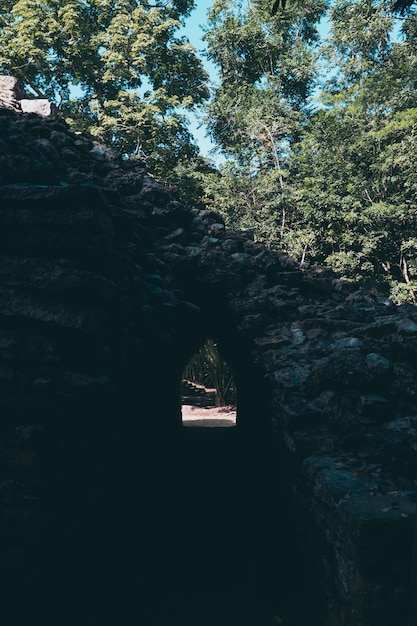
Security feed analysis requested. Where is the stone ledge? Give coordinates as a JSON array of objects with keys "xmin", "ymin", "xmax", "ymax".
[{"xmin": 0, "ymin": 75, "xmax": 56, "ymax": 117}]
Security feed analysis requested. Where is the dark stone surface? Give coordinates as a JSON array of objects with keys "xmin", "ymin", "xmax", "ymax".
[{"xmin": 0, "ymin": 81, "xmax": 416, "ymax": 625}]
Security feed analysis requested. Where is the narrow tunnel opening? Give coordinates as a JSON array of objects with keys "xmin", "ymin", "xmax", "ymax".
[
  {"xmin": 43, "ymin": 293, "xmax": 310, "ymax": 626},
  {"xmin": 181, "ymin": 338, "xmax": 237, "ymax": 427},
  {"xmin": 166, "ymin": 322, "xmax": 299, "ymax": 625},
  {"xmin": 37, "ymin": 326, "xmax": 311, "ymax": 626}
]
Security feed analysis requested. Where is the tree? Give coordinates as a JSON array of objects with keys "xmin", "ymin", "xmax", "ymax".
[
  {"xmin": 183, "ymin": 339, "xmax": 235, "ymax": 407},
  {"xmin": 0, "ymin": 0, "xmax": 209, "ymax": 186},
  {"xmin": 203, "ymin": 0, "xmax": 417, "ymax": 304},
  {"xmin": 290, "ymin": 0, "xmax": 417, "ymax": 302},
  {"xmin": 202, "ymin": 0, "xmax": 328, "ymax": 246}
]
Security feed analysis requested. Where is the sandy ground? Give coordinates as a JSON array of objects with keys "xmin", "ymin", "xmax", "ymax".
[{"xmin": 181, "ymin": 404, "xmax": 236, "ymax": 427}]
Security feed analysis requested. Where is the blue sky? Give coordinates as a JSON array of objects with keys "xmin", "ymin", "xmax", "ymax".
[{"xmin": 179, "ymin": 0, "xmax": 218, "ymax": 160}]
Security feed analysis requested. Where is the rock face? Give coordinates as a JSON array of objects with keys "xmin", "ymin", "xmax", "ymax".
[
  {"xmin": 0, "ymin": 80, "xmax": 416, "ymax": 626},
  {"xmin": 0, "ymin": 76, "xmax": 26, "ymax": 110},
  {"xmin": 0, "ymin": 75, "xmax": 56, "ymax": 116}
]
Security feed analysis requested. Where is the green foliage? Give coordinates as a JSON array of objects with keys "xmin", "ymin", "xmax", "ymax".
[
  {"xmin": 204, "ymin": 0, "xmax": 327, "ymax": 156},
  {"xmin": 202, "ymin": 0, "xmax": 328, "ymax": 248},
  {"xmin": 0, "ymin": 0, "xmax": 209, "ymax": 184},
  {"xmin": 203, "ymin": 0, "xmax": 417, "ymax": 304},
  {"xmin": 183, "ymin": 339, "xmax": 235, "ymax": 407},
  {"xmin": 159, "ymin": 153, "xmax": 218, "ymax": 210},
  {"xmin": 289, "ymin": 0, "xmax": 417, "ymax": 303}
]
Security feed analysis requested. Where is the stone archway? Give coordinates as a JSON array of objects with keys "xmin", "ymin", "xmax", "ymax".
[
  {"xmin": 142, "ymin": 294, "xmax": 314, "ymax": 625},
  {"xmin": 1, "ymin": 84, "xmax": 417, "ymax": 626}
]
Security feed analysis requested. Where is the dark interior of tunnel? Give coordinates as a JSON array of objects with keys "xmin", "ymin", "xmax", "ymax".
[
  {"xmin": 40, "ymin": 409, "xmax": 311, "ymax": 625},
  {"xmin": 4, "ymin": 302, "xmax": 317, "ymax": 626}
]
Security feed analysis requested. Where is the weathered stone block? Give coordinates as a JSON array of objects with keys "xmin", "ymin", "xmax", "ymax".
[{"xmin": 19, "ymin": 99, "xmax": 57, "ymax": 118}]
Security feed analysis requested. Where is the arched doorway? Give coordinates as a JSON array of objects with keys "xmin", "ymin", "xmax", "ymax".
[{"xmin": 181, "ymin": 338, "xmax": 237, "ymax": 427}]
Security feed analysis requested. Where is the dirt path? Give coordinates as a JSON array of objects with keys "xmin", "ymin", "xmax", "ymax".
[{"xmin": 182, "ymin": 404, "xmax": 236, "ymax": 427}]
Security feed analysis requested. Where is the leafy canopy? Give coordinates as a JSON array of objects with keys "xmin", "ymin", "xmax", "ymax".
[
  {"xmin": 289, "ymin": 0, "xmax": 417, "ymax": 302},
  {"xmin": 201, "ymin": 0, "xmax": 417, "ymax": 304},
  {"xmin": 0, "ymin": 0, "xmax": 209, "ymax": 178},
  {"xmin": 201, "ymin": 0, "xmax": 327, "ymax": 248}
]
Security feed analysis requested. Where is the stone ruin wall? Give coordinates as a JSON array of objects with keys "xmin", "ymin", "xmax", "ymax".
[{"xmin": 1, "ymin": 76, "xmax": 417, "ymax": 625}]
